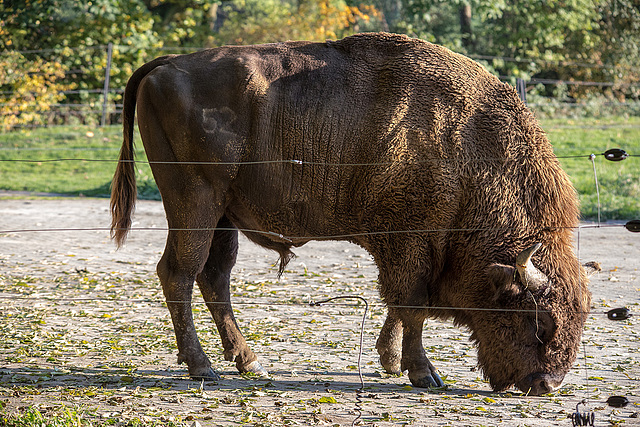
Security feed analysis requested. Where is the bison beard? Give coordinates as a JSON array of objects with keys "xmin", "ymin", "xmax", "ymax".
[{"xmin": 110, "ymin": 32, "xmax": 595, "ymax": 395}]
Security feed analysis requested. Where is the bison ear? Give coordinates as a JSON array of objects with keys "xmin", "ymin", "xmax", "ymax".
[
  {"xmin": 583, "ymin": 261, "xmax": 601, "ymax": 278},
  {"xmin": 486, "ymin": 264, "xmax": 522, "ymax": 300}
]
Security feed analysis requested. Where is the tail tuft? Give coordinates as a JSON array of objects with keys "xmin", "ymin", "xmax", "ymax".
[{"xmin": 110, "ymin": 151, "xmax": 136, "ymax": 247}]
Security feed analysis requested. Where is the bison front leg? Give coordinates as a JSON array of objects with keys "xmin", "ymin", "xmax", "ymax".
[
  {"xmin": 399, "ymin": 311, "xmax": 444, "ymax": 388},
  {"xmin": 376, "ymin": 308, "xmax": 403, "ymax": 375},
  {"xmin": 377, "ymin": 262, "xmax": 444, "ymax": 388},
  {"xmin": 196, "ymin": 216, "xmax": 267, "ymax": 377}
]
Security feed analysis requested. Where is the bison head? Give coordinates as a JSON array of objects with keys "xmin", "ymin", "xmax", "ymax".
[{"xmin": 469, "ymin": 244, "xmax": 595, "ymax": 395}]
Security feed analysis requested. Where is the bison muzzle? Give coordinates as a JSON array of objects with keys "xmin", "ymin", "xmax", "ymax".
[{"xmin": 111, "ymin": 32, "xmax": 597, "ymax": 395}]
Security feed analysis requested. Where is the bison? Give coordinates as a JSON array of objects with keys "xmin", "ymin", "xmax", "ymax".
[{"xmin": 111, "ymin": 32, "xmax": 597, "ymax": 395}]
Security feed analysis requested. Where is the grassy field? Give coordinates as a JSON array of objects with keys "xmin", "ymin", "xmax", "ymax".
[
  {"xmin": 0, "ymin": 117, "xmax": 638, "ymax": 220},
  {"xmin": 544, "ymin": 117, "xmax": 640, "ymax": 220},
  {"xmin": 0, "ymin": 126, "xmax": 158, "ymax": 200}
]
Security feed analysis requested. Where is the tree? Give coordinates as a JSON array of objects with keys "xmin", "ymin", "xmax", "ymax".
[
  {"xmin": 1, "ymin": 0, "xmax": 159, "ymax": 53},
  {"xmin": 0, "ymin": 51, "xmax": 71, "ymax": 130},
  {"xmin": 1, "ymin": 0, "xmax": 162, "ymax": 125},
  {"xmin": 2, "ymin": 0, "xmax": 637, "ymax": 130},
  {"xmin": 595, "ymin": 0, "xmax": 640, "ymax": 96},
  {"xmin": 212, "ymin": 0, "xmax": 382, "ymax": 46}
]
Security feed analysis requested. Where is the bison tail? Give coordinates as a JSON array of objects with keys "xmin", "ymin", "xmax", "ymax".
[
  {"xmin": 110, "ymin": 56, "xmax": 173, "ymax": 247},
  {"xmin": 110, "ymin": 72, "xmax": 138, "ymax": 247}
]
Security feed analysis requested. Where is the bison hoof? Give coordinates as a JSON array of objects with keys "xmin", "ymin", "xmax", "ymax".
[
  {"xmin": 408, "ymin": 370, "xmax": 445, "ymax": 389},
  {"xmin": 190, "ymin": 367, "xmax": 221, "ymax": 382},
  {"xmin": 240, "ymin": 360, "xmax": 270, "ymax": 378}
]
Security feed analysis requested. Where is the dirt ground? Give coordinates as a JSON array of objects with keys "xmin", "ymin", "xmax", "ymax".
[{"xmin": 0, "ymin": 195, "xmax": 638, "ymax": 426}]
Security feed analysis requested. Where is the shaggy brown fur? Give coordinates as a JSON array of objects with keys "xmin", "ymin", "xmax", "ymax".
[{"xmin": 111, "ymin": 32, "xmax": 592, "ymax": 394}]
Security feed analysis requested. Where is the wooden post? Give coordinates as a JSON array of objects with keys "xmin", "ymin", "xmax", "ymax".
[
  {"xmin": 101, "ymin": 42, "xmax": 113, "ymax": 127},
  {"xmin": 516, "ymin": 78, "xmax": 527, "ymax": 104}
]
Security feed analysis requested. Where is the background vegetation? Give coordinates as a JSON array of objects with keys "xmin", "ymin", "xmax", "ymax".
[
  {"xmin": 1, "ymin": 0, "xmax": 640, "ymax": 130},
  {"xmin": 0, "ymin": 1, "xmax": 638, "ymax": 218}
]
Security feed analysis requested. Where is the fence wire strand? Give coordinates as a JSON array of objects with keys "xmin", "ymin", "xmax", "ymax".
[
  {"xmin": 0, "ymin": 292, "xmax": 626, "ymax": 319},
  {"xmin": 0, "ymin": 151, "xmax": 638, "ymax": 165}
]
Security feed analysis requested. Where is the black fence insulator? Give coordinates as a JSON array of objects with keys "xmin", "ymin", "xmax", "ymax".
[
  {"xmin": 607, "ymin": 396, "xmax": 629, "ymax": 408},
  {"xmin": 571, "ymin": 401, "xmax": 595, "ymax": 426},
  {"xmin": 571, "ymin": 412, "xmax": 595, "ymax": 426},
  {"xmin": 603, "ymin": 148, "xmax": 629, "ymax": 161},
  {"xmin": 607, "ymin": 307, "xmax": 632, "ymax": 321},
  {"xmin": 625, "ymin": 220, "xmax": 640, "ymax": 233}
]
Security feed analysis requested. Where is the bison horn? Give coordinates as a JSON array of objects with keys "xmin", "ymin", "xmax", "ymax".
[{"xmin": 516, "ymin": 243, "xmax": 549, "ymax": 290}]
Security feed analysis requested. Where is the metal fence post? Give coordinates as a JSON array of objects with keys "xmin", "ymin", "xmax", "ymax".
[
  {"xmin": 516, "ymin": 78, "xmax": 527, "ymax": 105},
  {"xmin": 101, "ymin": 42, "xmax": 113, "ymax": 127}
]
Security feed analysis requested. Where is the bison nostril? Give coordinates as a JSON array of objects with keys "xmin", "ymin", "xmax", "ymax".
[{"xmin": 531, "ymin": 377, "xmax": 551, "ymax": 395}]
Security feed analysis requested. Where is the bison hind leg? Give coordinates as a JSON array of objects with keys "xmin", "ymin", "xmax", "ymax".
[{"xmin": 196, "ymin": 216, "xmax": 271, "ymax": 377}]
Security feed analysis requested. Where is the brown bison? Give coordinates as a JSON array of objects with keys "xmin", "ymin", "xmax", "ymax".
[{"xmin": 111, "ymin": 32, "xmax": 597, "ymax": 395}]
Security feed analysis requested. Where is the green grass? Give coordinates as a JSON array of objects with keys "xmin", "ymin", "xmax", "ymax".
[
  {"xmin": 0, "ymin": 126, "xmax": 158, "ymax": 200},
  {"xmin": 543, "ymin": 117, "xmax": 640, "ymax": 220},
  {"xmin": 0, "ymin": 405, "xmax": 87, "ymax": 427},
  {"xmin": 0, "ymin": 404, "xmax": 187, "ymax": 426},
  {"xmin": 0, "ymin": 118, "xmax": 638, "ymax": 220}
]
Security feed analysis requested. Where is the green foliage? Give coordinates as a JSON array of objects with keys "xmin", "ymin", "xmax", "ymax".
[
  {"xmin": 215, "ymin": 0, "xmax": 382, "ymax": 45},
  {"xmin": 0, "ymin": 405, "xmax": 87, "ymax": 427},
  {"xmin": 378, "ymin": 0, "xmax": 600, "ymax": 68},
  {"xmin": 1, "ymin": 0, "xmax": 156, "ymax": 51},
  {"xmin": 475, "ymin": 0, "xmax": 599, "ymax": 62},
  {"xmin": 371, "ymin": 0, "xmax": 639, "ymax": 101},
  {"xmin": 213, "ymin": 0, "xmax": 299, "ymax": 46},
  {"xmin": 140, "ymin": 0, "xmax": 220, "ymax": 47},
  {"xmin": 593, "ymin": 0, "xmax": 640, "ymax": 96},
  {"xmin": 1, "ymin": 0, "xmax": 162, "ymax": 127},
  {"xmin": 0, "ymin": 51, "xmax": 71, "ymax": 131},
  {"xmin": 1, "ymin": 0, "xmax": 639, "ymax": 130},
  {"xmin": 380, "ymin": 0, "xmax": 467, "ymax": 48},
  {"xmin": 0, "ymin": 0, "xmax": 383, "ymax": 128}
]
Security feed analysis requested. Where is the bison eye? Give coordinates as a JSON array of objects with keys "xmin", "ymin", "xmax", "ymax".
[{"xmin": 527, "ymin": 312, "xmax": 555, "ymax": 344}]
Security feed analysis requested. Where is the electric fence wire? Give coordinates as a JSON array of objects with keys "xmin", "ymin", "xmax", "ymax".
[
  {"xmin": 311, "ymin": 296, "xmax": 369, "ymax": 426},
  {"xmin": 0, "ymin": 151, "xmax": 639, "ymax": 165},
  {"xmin": 590, "ymin": 154, "xmax": 602, "ymax": 227}
]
